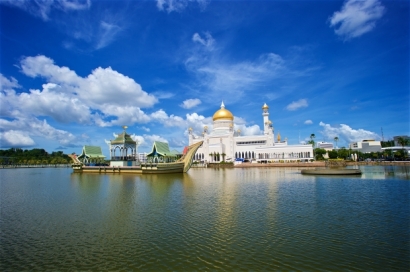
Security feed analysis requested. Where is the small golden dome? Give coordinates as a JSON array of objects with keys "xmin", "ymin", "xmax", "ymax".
[
  {"xmin": 262, "ymin": 103, "xmax": 269, "ymax": 110},
  {"xmin": 213, "ymin": 101, "xmax": 234, "ymax": 121}
]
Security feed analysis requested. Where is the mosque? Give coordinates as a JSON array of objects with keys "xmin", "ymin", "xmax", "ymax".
[{"xmin": 189, "ymin": 102, "xmax": 314, "ymax": 163}]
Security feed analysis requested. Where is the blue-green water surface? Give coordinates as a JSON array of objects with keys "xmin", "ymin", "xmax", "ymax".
[{"xmin": 1, "ymin": 166, "xmax": 409, "ymax": 271}]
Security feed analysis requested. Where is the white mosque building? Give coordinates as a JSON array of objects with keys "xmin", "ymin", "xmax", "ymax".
[{"xmin": 189, "ymin": 102, "xmax": 314, "ymax": 163}]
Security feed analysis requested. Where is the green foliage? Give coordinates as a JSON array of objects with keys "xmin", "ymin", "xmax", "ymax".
[
  {"xmin": 381, "ymin": 140, "xmax": 395, "ymax": 148},
  {"xmin": 327, "ymin": 150, "xmax": 338, "ymax": 159},
  {"xmin": 397, "ymin": 137, "xmax": 409, "ymax": 147},
  {"xmin": 0, "ymin": 148, "xmax": 71, "ymax": 165},
  {"xmin": 219, "ymin": 161, "xmax": 233, "ymax": 165},
  {"xmin": 337, "ymin": 148, "xmax": 350, "ymax": 159},
  {"xmin": 314, "ymin": 148, "xmax": 326, "ymax": 160}
]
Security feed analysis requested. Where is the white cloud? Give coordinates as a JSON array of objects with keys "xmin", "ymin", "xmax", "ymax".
[
  {"xmin": 0, "ymin": 130, "xmax": 35, "ymax": 147},
  {"xmin": 192, "ymin": 32, "xmax": 214, "ymax": 49},
  {"xmin": 1, "ymin": 84, "xmax": 92, "ymax": 123},
  {"xmin": 304, "ymin": 120, "xmax": 313, "ymax": 125},
  {"xmin": 12, "ymin": 55, "xmax": 157, "ymax": 125},
  {"xmin": 59, "ymin": 0, "xmax": 91, "ymax": 11},
  {"xmin": 150, "ymin": 110, "xmax": 186, "ymax": 127},
  {"xmin": 94, "ymin": 105, "xmax": 151, "ymax": 127},
  {"xmin": 329, "ymin": 0, "xmax": 385, "ymax": 40},
  {"xmin": 0, "ymin": 74, "xmax": 21, "ymax": 90},
  {"xmin": 96, "ymin": 21, "xmax": 122, "ymax": 50},
  {"xmin": 0, "ymin": 118, "xmax": 76, "ymax": 147},
  {"xmin": 319, "ymin": 121, "xmax": 379, "ymax": 144},
  {"xmin": 139, "ymin": 134, "xmax": 169, "ymax": 151},
  {"xmin": 185, "ymin": 112, "xmax": 211, "ymax": 136},
  {"xmin": 84, "ymin": 66, "xmax": 157, "ymax": 108},
  {"xmin": 156, "ymin": 0, "xmax": 209, "ymax": 13},
  {"xmin": 0, "ymin": 55, "xmax": 164, "ymax": 147},
  {"xmin": 1, "ymin": 0, "xmax": 91, "ymax": 21},
  {"xmin": 236, "ymin": 124, "xmax": 262, "ymax": 136},
  {"xmin": 286, "ymin": 99, "xmax": 308, "ymax": 111},
  {"xmin": 21, "ymin": 55, "xmax": 80, "ymax": 84},
  {"xmin": 188, "ymin": 53, "xmax": 285, "ymax": 102},
  {"xmin": 20, "ymin": 56, "xmax": 157, "ymax": 108},
  {"xmin": 180, "ymin": 98, "xmax": 201, "ymax": 109},
  {"xmin": 2, "ymin": 0, "xmax": 125, "ymax": 50}
]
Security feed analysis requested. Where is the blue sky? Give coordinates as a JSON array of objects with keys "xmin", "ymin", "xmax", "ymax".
[{"xmin": 0, "ymin": 0, "xmax": 408, "ymax": 155}]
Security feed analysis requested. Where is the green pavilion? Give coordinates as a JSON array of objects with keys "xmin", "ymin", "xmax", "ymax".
[
  {"xmin": 77, "ymin": 146, "xmax": 106, "ymax": 165},
  {"xmin": 146, "ymin": 141, "xmax": 182, "ymax": 163},
  {"xmin": 106, "ymin": 126, "xmax": 138, "ymax": 166}
]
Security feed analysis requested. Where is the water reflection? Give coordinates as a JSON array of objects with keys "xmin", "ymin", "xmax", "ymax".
[{"xmin": 1, "ymin": 167, "xmax": 408, "ymax": 271}]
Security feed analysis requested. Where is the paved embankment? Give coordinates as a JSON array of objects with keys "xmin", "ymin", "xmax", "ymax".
[
  {"xmin": 235, "ymin": 161, "xmax": 410, "ymax": 168},
  {"xmin": 235, "ymin": 162, "xmax": 326, "ymax": 168}
]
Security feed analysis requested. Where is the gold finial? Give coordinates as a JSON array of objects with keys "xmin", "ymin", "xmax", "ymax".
[
  {"xmin": 277, "ymin": 132, "xmax": 281, "ymax": 142},
  {"xmin": 262, "ymin": 103, "xmax": 269, "ymax": 110},
  {"xmin": 189, "ymin": 127, "xmax": 192, "ymax": 131},
  {"xmin": 122, "ymin": 125, "xmax": 128, "ymax": 130}
]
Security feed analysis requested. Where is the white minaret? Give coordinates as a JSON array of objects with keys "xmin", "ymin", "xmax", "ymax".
[
  {"xmin": 262, "ymin": 103, "xmax": 274, "ymax": 146},
  {"xmin": 262, "ymin": 103, "xmax": 269, "ymax": 135}
]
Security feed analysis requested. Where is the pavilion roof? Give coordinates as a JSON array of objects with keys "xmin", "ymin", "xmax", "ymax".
[
  {"xmin": 147, "ymin": 141, "xmax": 175, "ymax": 157},
  {"xmin": 111, "ymin": 131, "xmax": 136, "ymax": 145},
  {"xmin": 78, "ymin": 146, "xmax": 106, "ymax": 159}
]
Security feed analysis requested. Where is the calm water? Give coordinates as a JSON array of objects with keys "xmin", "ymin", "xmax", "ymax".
[{"xmin": 1, "ymin": 166, "xmax": 409, "ymax": 271}]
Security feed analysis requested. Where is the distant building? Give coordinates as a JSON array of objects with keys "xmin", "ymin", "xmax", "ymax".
[
  {"xmin": 138, "ymin": 152, "xmax": 147, "ymax": 163},
  {"xmin": 316, "ymin": 141, "xmax": 333, "ymax": 151},
  {"xmin": 349, "ymin": 139, "xmax": 381, "ymax": 153}
]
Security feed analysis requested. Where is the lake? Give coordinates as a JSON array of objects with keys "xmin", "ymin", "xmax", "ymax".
[{"xmin": 1, "ymin": 166, "xmax": 409, "ymax": 271}]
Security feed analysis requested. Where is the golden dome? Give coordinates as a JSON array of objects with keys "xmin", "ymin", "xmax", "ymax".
[
  {"xmin": 213, "ymin": 102, "xmax": 234, "ymax": 121},
  {"xmin": 262, "ymin": 103, "xmax": 269, "ymax": 110}
]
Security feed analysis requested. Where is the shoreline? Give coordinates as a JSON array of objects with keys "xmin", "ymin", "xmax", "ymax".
[{"xmin": 234, "ymin": 161, "xmax": 410, "ymax": 168}]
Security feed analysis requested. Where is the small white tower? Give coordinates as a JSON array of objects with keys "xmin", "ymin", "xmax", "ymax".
[{"xmin": 262, "ymin": 103, "xmax": 270, "ymax": 135}]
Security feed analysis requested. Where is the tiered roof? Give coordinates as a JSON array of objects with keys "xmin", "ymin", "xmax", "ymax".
[
  {"xmin": 78, "ymin": 146, "xmax": 105, "ymax": 159},
  {"xmin": 111, "ymin": 132, "xmax": 136, "ymax": 145}
]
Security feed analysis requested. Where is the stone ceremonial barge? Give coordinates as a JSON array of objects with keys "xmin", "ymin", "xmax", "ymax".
[{"xmin": 70, "ymin": 126, "xmax": 203, "ymax": 174}]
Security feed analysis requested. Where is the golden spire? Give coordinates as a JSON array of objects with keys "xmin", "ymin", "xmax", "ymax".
[{"xmin": 277, "ymin": 132, "xmax": 281, "ymax": 142}]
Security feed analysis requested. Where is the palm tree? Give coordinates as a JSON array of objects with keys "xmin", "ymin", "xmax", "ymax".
[
  {"xmin": 308, "ymin": 134, "xmax": 315, "ymax": 147},
  {"xmin": 397, "ymin": 137, "xmax": 409, "ymax": 159},
  {"xmin": 309, "ymin": 133, "xmax": 316, "ymax": 160},
  {"xmin": 334, "ymin": 136, "xmax": 339, "ymax": 149}
]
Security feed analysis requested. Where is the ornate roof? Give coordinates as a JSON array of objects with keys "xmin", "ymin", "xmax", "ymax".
[
  {"xmin": 78, "ymin": 146, "xmax": 105, "ymax": 159},
  {"xmin": 111, "ymin": 132, "xmax": 136, "ymax": 145},
  {"xmin": 213, "ymin": 101, "xmax": 234, "ymax": 121},
  {"xmin": 147, "ymin": 141, "xmax": 176, "ymax": 157}
]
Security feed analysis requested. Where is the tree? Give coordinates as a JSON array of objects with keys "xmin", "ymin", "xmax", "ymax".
[
  {"xmin": 337, "ymin": 147, "xmax": 349, "ymax": 159},
  {"xmin": 328, "ymin": 150, "xmax": 338, "ymax": 159},
  {"xmin": 334, "ymin": 136, "xmax": 339, "ymax": 149},
  {"xmin": 314, "ymin": 148, "xmax": 326, "ymax": 160},
  {"xmin": 309, "ymin": 134, "xmax": 315, "ymax": 145},
  {"xmin": 397, "ymin": 137, "xmax": 409, "ymax": 159}
]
